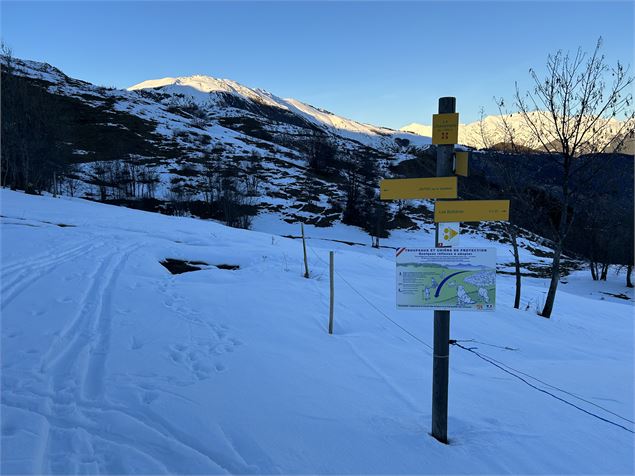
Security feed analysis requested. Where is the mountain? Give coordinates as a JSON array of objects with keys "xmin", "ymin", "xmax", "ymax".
[
  {"xmin": 2, "ymin": 55, "xmax": 438, "ymax": 230},
  {"xmin": 128, "ymin": 75, "xmax": 424, "ymax": 150},
  {"xmin": 402, "ymin": 113, "xmax": 634, "ymax": 154},
  {"xmin": 1, "ymin": 55, "xmax": 632, "ymax": 271}
]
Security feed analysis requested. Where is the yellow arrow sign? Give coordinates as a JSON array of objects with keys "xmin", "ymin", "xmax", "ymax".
[
  {"xmin": 380, "ymin": 176, "xmax": 457, "ymax": 200},
  {"xmin": 432, "ymin": 113, "xmax": 459, "ymax": 144},
  {"xmin": 444, "ymin": 227, "xmax": 458, "ymax": 240},
  {"xmin": 434, "ymin": 200, "xmax": 510, "ymax": 222}
]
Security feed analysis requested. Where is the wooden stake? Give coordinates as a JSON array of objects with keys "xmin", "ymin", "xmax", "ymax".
[
  {"xmin": 329, "ymin": 251, "xmax": 334, "ymax": 334},
  {"xmin": 301, "ymin": 223, "xmax": 309, "ymax": 278}
]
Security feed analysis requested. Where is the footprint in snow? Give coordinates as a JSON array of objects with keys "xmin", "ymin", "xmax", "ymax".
[{"xmin": 168, "ymin": 328, "xmax": 240, "ymax": 380}]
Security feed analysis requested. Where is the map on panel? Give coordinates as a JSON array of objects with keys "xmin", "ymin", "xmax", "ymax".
[{"xmin": 396, "ymin": 247, "xmax": 496, "ymax": 311}]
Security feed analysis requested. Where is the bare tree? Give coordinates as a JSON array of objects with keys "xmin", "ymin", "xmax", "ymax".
[
  {"xmin": 498, "ymin": 38, "xmax": 634, "ymax": 317},
  {"xmin": 474, "ymin": 109, "xmax": 528, "ymax": 309},
  {"xmin": 63, "ymin": 163, "xmax": 82, "ymax": 197}
]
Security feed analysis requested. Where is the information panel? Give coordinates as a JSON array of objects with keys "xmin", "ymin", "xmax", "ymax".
[{"xmin": 396, "ymin": 247, "xmax": 496, "ymax": 311}]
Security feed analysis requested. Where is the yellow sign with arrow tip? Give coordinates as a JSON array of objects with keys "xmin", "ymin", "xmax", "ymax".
[
  {"xmin": 434, "ymin": 200, "xmax": 510, "ymax": 223},
  {"xmin": 380, "ymin": 176, "xmax": 457, "ymax": 200}
]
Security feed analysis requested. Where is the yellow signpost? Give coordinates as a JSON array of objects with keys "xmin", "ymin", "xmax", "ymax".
[
  {"xmin": 380, "ymin": 176, "xmax": 457, "ymax": 200},
  {"xmin": 379, "ymin": 98, "xmax": 510, "ymax": 445},
  {"xmin": 432, "ymin": 112, "xmax": 459, "ymax": 144},
  {"xmin": 455, "ymin": 151, "xmax": 469, "ymax": 177},
  {"xmin": 434, "ymin": 199, "xmax": 510, "ymax": 222}
]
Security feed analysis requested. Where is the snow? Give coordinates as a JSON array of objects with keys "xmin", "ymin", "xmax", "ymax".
[
  {"xmin": 1, "ymin": 189, "xmax": 633, "ymax": 474},
  {"xmin": 401, "ymin": 113, "xmax": 629, "ymax": 152},
  {"xmin": 127, "ymin": 74, "xmax": 431, "ymax": 150}
]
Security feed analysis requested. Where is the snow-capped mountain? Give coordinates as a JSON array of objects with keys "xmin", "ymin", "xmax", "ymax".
[
  {"xmin": 1, "ymin": 55, "xmax": 443, "ymax": 236},
  {"xmin": 402, "ymin": 113, "xmax": 633, "ymax": 154},
  {"xmin": 2, "ymin": 55, "xmax": 631, "ymax": 265},
  {"xmin": 128, "ymin": 74, "xmax": 428, "ymax": 149}
]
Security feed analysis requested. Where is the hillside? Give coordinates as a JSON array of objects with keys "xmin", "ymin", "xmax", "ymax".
[
  {"xmin": 1, "ymin": 55, "xmax": 433, "ymax": 230},
  {"xmin": 2, "ymin": 55, "xmax": 632, "ymax": 272},
  {"xmin": 1, "ymin": 189, "xmax": 633, "ymax": 474}
]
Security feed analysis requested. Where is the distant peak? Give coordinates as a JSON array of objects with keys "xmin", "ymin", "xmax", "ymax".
[{"xmin": 127, "ymin": 75, "xmax": 245, "ymax": 94}]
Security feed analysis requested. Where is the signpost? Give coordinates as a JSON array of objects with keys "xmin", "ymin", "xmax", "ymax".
[
  {"xmin": 431, "ymin": 97, "xmax": 455, "ymax": 444},
  {"xmin": 434, "ymin": 200, "xmax": 510, "ymax": 223},
  {"xmin": 380, "ymin": 97, "xmax": 510, "ymax": 445},
  {"xmin": 380, "ymin": 177, "xmax": 457, "ymax": 200}
]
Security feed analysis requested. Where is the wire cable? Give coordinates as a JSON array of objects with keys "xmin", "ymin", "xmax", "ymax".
[
  {"xmin": 454, "ymin": 342, "xmax": 635, "ymax": 425},
  {"xmin": 454, "ymin": 338, "xmax": 518, "ymax": 351},
  {"xmin": 450, "ymin": 341, "xmax": 635, "ymax": 434}
]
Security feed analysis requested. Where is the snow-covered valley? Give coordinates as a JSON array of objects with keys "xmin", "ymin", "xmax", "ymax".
[{"xmin": 1, "ymin": 189, "xmax": 633, "ymax": 474}]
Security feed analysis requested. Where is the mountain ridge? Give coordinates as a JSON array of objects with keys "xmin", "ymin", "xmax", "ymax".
[{"xmin": 401, "ymin": 113, "xmax": 633, "ymax": 153}]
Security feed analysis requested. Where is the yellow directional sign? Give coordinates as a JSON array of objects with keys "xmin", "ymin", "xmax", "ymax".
[
  {"xmin": 434, "ymin": 200, "xmax": 510, "ymax": 222},
  {"xmin": 455, "ymin": 151, "xmax": 469, "ymax": 177},
  {"xmin": 444, "ymin": 227, "xmax": 458, "ymax": 240},
  {"xmin": 432, "ymin": 113, "xmax": 459, "ymax": 144},
  {"xmin": 437, "ymin": 222, "xmax": 460, "ymax": 247},
  {"xmin": 380, "ymin": 177, "xmax": 457, "ymax": 200}
]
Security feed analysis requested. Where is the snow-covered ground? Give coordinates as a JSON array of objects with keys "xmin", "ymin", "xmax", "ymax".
[{"xmin": 1, "ymin": 189, "xmax": 633, "ymax": 474}]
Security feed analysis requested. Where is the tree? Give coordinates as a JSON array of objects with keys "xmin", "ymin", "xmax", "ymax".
[
  {"xmin": 499, "ymin": 38, "xmax": 634, "ymax": 317},
  {"xmin": 305, "ymin": 131, "xmax": 337, "ymax": 174},
  {"xmin": 1, "ymin": 43, "xmax": 62, "ymax": 193},
  {"xmin": 475, "ymin": 109, "xmax": 532, "ymax": 309},
  {"xmin": 367, "ymin": 190, "xmax": 388, "ymax": 248}
]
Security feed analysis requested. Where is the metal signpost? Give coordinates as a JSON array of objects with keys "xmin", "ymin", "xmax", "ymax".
[
  {"xmin": 431, "ymin": 97, "xmax": 456, "ymax": 444},
  {"xmin": 380, "ymin": 97, "xmax": 510, "ymax": 444}
]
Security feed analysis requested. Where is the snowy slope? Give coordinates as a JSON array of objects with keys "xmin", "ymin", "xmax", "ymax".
[
  {"xmin": 129, "ymin": 75, "xmax": 286, "ymax": 109},
  {"xmin": 128, "ymin": 75, "xmax": 431, "ymax": 149},
  {"xmin": 2, "ymin": 189, "xmax": 633, "ymax": 474}
]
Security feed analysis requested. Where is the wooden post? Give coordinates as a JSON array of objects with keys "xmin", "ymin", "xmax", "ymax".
[
  {"xmin": 329, "ymin": 251, "xmax": 334, "ymax": 334},
  {"xmin": 301, "ymin": 223, "xmax": 310, "ymax": 278},
  {"xmin": 431, "ymin": 96, "xmax": 456, "ymax": 444}
]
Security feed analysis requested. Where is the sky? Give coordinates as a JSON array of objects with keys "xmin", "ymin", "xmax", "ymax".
[{"xmin": 1, "ymin": 1, "xmax": 634, "ymax": 128}]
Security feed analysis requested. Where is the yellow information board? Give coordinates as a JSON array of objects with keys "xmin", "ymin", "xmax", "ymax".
[
  {"xmin": 380, "ymin": 177, "xmax": 457, "ymax": 200},
  {"xmin": 455, "ymin": 151, "xmax": 469, "ymax": 177},
  {"xmin": 434, "ymin": 200, "xmax": 510, "ymax": 222},
  {"xmin": 432, "ymin": 113, "xmax": 459, "ymax": 144}
]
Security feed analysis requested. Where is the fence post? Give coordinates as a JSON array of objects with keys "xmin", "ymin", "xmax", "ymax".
[
  {"xmin": 329, "ymin": 251, "xmax": 334, "ymax": 334},
  {"xmin": 301, "ymin": 223, "xmax": 309, "ymax": 278}
]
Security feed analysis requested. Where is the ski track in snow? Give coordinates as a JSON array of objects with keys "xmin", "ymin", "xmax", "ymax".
[
  {"xmin": 1, "ymin": 240, "xmax": 233, "ymax": 472},
  {"xmin": 1, "ymin": 225, "xmax": 257, "ymax": 473},
  {"xmin": 1, "ymin": 241, "xmax": 101, "ymax": 311}
]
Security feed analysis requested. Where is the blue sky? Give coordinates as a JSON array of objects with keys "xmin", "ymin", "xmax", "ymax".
[{"xmin": 2, "ymin": 1, "xmax": 633, "ymax": 128}]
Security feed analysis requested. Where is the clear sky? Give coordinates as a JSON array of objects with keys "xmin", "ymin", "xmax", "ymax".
[{"xmin": 1, "ymin": 1, "xmax": 633, "ymax": 128}]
